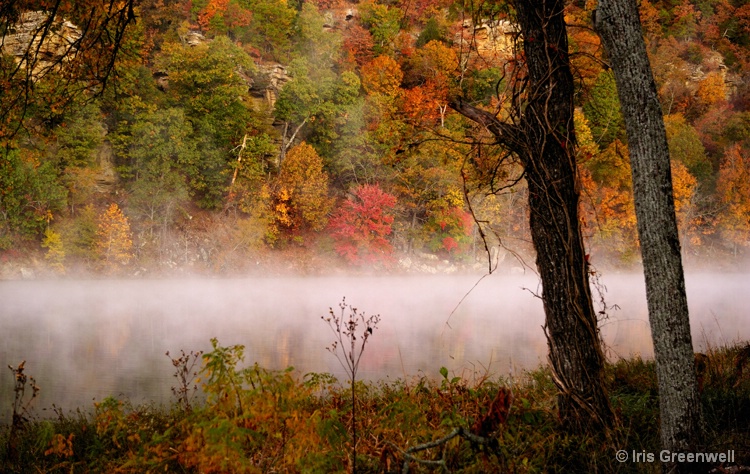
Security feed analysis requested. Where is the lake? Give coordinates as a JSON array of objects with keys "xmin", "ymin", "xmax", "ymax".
[{"xmin": 1, "ymin": 272, "xmax": 748, "ymax": 422}]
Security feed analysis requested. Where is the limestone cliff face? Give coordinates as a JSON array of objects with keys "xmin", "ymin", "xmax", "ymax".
[
  {"xmin": 250, "ymin": 63, "xmax": 290, "ymax": 107},
  {"xmin": 459, "ymin": 19, "xmax": 519, "ymax": 58},
  {"xmin": 1, "ymin": 11, "xmax": 82, "ymax": 78}
]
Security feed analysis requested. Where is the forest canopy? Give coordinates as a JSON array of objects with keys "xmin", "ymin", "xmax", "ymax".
[{"xmin": 1, "ymin": 0, "xmax": 749, "ymax": 275}]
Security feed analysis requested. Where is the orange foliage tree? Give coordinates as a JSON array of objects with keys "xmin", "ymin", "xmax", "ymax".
[
  {"xmin": 270, "ymin": 142, "xmax": 333, "ymax": 241},
  {"xmin": 565, "ymin": 3, "xmax": 604, "ymax": 93},
  {"xmin": 341, "ymin": 24, "xmax": 375, "ymax": 68},
  {"xmin": 637, "ymin": 0, "xmax": 662, "ymax": 43},
  {"xmin": 361, "ymin": 55, "xmax": 404, "ymax": 98},
  {"xmin": 579, "ymin": 139, "xmax": 638, "ymax": 261},
  {"xmin": 403, "ymin": 40, "xmax": 457, "ymax": 126},
  {"xmin": 197, "ymin": 0, "xmax": 230, "ymax": 31},
  {"xmin": 196, "ymin": 0, "xmax": 255, "ymax": 34},
  {"xmin": 579, "ymin": 118, "xmax": 704, "ymax": 257},
  {"xmin": 669, "ymin": 0, "xmax": 701, "ymax": 40},
  {"xmin": 96, "ymin": 203, "xmax": 134, "ymax": 267},
  {"xmin": 696, "ymin": 71, "xmax": 728, "ymax": 113},
  {"xmin": 717, "ymin": 144, "xmax": 750, "ymax": 252},
  {"xmin": 670, "ymin": 160, "xmax": 700, "ymax": 249}
]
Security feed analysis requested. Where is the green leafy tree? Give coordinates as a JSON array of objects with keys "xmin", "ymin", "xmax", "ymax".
[
  {"xmin": 54, "ymin": 104, "xmax": 106, "ymax": 169},
  {"xmin": 161, "ymin": 36, "xmax": 256, "ymax": 140},
  {"xmin": 416, "ymin": 18, "xmax": 448, "ymax": 47},
  {"xmin": 0, "ymin": 148, "xmax": 67, "ymax": 247},
  {"xmin": 359, "ymin": 0, "xmax": 403, "ymax": 55},
  {"xmin": 664, "ymin": 113, "xmax": 712, "ymax": 185},
  {"xmin": 274, "ymin": 58, "xmax": 361, "ymax": 163},
  {"xmin": 157, "ymin": 36, "xmax": 258, "ymax": 207},
  {"xmin": 295, "ymin": 3, "xmax": 343, "ymax": 65},
  {"xmin": 243, "ymin": 0, "xmax": 297, "ymax": 61},
  {"xmin": 60, "ymin": 204, "xmax": 99, "ymax": 262},
  {"xmin": 124, "ymin": 108, "xmax": 194, "ymax": 238},
  {"xmin": 461, "ymin": 67, "xmax": 504, "ymax": 107},
  {"xmin": 229, "ymin": 133, "xmax": 277, "ymax": 215},
  {"xmin": 388, "ymin": 128, "xmax": 467, "ymax": 252},
  {"xmin": 326, "ymin": 98, "xmax": 388, "ymax": 190},
  {"xmin": 583, "ymin": 70, "xmax": 626, "ymax": 148},
  {"xmin": 193, "ymin": 0, "xmax": 296, "ymax": 60},
  {"xmin": 53, "ymin": 103, "xmax": 107, "ymax": 213}
]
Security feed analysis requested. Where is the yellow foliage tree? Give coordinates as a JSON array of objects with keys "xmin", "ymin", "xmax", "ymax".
[
  {"xmin": 361, "ymin": 55, "xmax": 403, "ymax": 97},
  {"xmin": 670, "ymin": 160, "xmax": 700, "ymax": 248},
  {"xmin": 272, "ymin": 142, "xmax": 333, "ymax": 237},
  {"xmin": 696, "ymin": 71, "xmax": 727, "ymax": 110},
  {"xmin": 574, "ymin": 108, "xmax": 600, "ymax": 163},
  {"xmin": 96, "ymin": 203, "xmax": 134, "ymax": 267},
  {"xmin": 42, "ymin": 228, "xmax": 66, "ymax": 274},
  {"xmin": 411, "ymin": 40, "xmax": 457, "ymax": 85}
]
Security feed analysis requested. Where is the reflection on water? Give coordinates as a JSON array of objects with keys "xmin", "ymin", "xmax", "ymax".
[{"xmin": 0, "ymin": 273, "xmax": 748, "ymax": 422}]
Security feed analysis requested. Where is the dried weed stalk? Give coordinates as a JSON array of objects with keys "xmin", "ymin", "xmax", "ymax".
[
  {"xmin": 166, "ymin": 349, "xmax": 203, "ymax": 412},
  {"xmin": 322, "ymin": 297, "xmax": 380, "ymax": 473}
]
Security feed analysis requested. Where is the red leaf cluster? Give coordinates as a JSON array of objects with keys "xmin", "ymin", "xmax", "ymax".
[
  {"xmin": 471, "ymin": 387, "xmax": 512, "ymax": 437},
  {"xmin": 328, "ymin": 184, "xmax": 397, "ymax": 265}
]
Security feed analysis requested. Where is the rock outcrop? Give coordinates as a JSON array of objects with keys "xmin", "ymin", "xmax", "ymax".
[
  {"xmin": 250, "ymin": 63, "xmax": 291, "ymax": 107},
  {"xmin": 1, "ymin": 11, "xmax": 82, "ymax": 78},
  {"xmin": 459, "ymin": 19, "xmax": 519, "ymax": 58}
]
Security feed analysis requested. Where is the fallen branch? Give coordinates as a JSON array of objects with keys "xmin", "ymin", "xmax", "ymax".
[{"xmin": 388, "ymin": 426, "xmax": 498, "ymax": 474}]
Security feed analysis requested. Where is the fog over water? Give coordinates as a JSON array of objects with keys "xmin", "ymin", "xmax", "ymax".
[{"xmin": 1, "ymin": 272, "xmax": 748, "ymax": 422}]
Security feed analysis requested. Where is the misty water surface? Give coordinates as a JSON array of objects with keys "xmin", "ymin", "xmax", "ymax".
[{"xmin": 1, "ymin": 273, "xmax": 748, "ymax": 422}]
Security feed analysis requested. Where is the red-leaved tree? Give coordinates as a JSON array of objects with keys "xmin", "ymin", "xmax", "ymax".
[{"xmin": 328, "ymin": 184, "xmax": 397, "ymax": 266}]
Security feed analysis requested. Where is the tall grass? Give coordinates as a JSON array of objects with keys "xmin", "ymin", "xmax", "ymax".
[{"xmin": 1, "ymin": 341, "xmax": 748, "ymax": 473}]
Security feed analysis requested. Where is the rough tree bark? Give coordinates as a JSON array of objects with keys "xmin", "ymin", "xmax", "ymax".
[
  {"xmin": 594, "ymin": 0, "xmax": 703, "ymax": 470},
  {"xmin": 451, "ymin": 0, "xmax": 613, "ymax": 430}
]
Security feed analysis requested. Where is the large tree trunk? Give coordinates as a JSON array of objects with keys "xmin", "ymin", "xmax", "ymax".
[
  {"xmin": 452, "ymin": 0, "xmax": 613, "ymax": 430},
  {"xmin": 594, "ymin": 0, "xmax": 703, "ymax": 470}
]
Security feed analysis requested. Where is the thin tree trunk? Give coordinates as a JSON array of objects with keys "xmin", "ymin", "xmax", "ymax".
[
  {"xmin": 452, "ymin": 0, "xmax": 613, "ymax": 430},
  {"xmin": 279, "ymin": 118, "xmax": 308, "ymax": 168},
  {"xmin": 594, "ymin": 1, "xmax": 703, "ymax": 470}
]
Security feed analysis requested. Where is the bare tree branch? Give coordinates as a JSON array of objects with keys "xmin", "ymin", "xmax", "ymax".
[
  {"xmin": 0, "ymin": 0, "xmax": 137, "ymax": 139},
  {"xmin": 448, "ymin": 96, "xmax": 524, "ymax": 153}
]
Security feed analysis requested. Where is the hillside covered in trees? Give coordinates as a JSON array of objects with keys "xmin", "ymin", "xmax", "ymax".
[{"xmin": 1, "ymin": 0, "xmax": 750, "ymax": 277}]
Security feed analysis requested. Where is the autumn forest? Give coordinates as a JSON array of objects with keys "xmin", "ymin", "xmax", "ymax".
[{"xmin": 2, "ymin": 0, "xmax": 750, "ymax": 276}]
